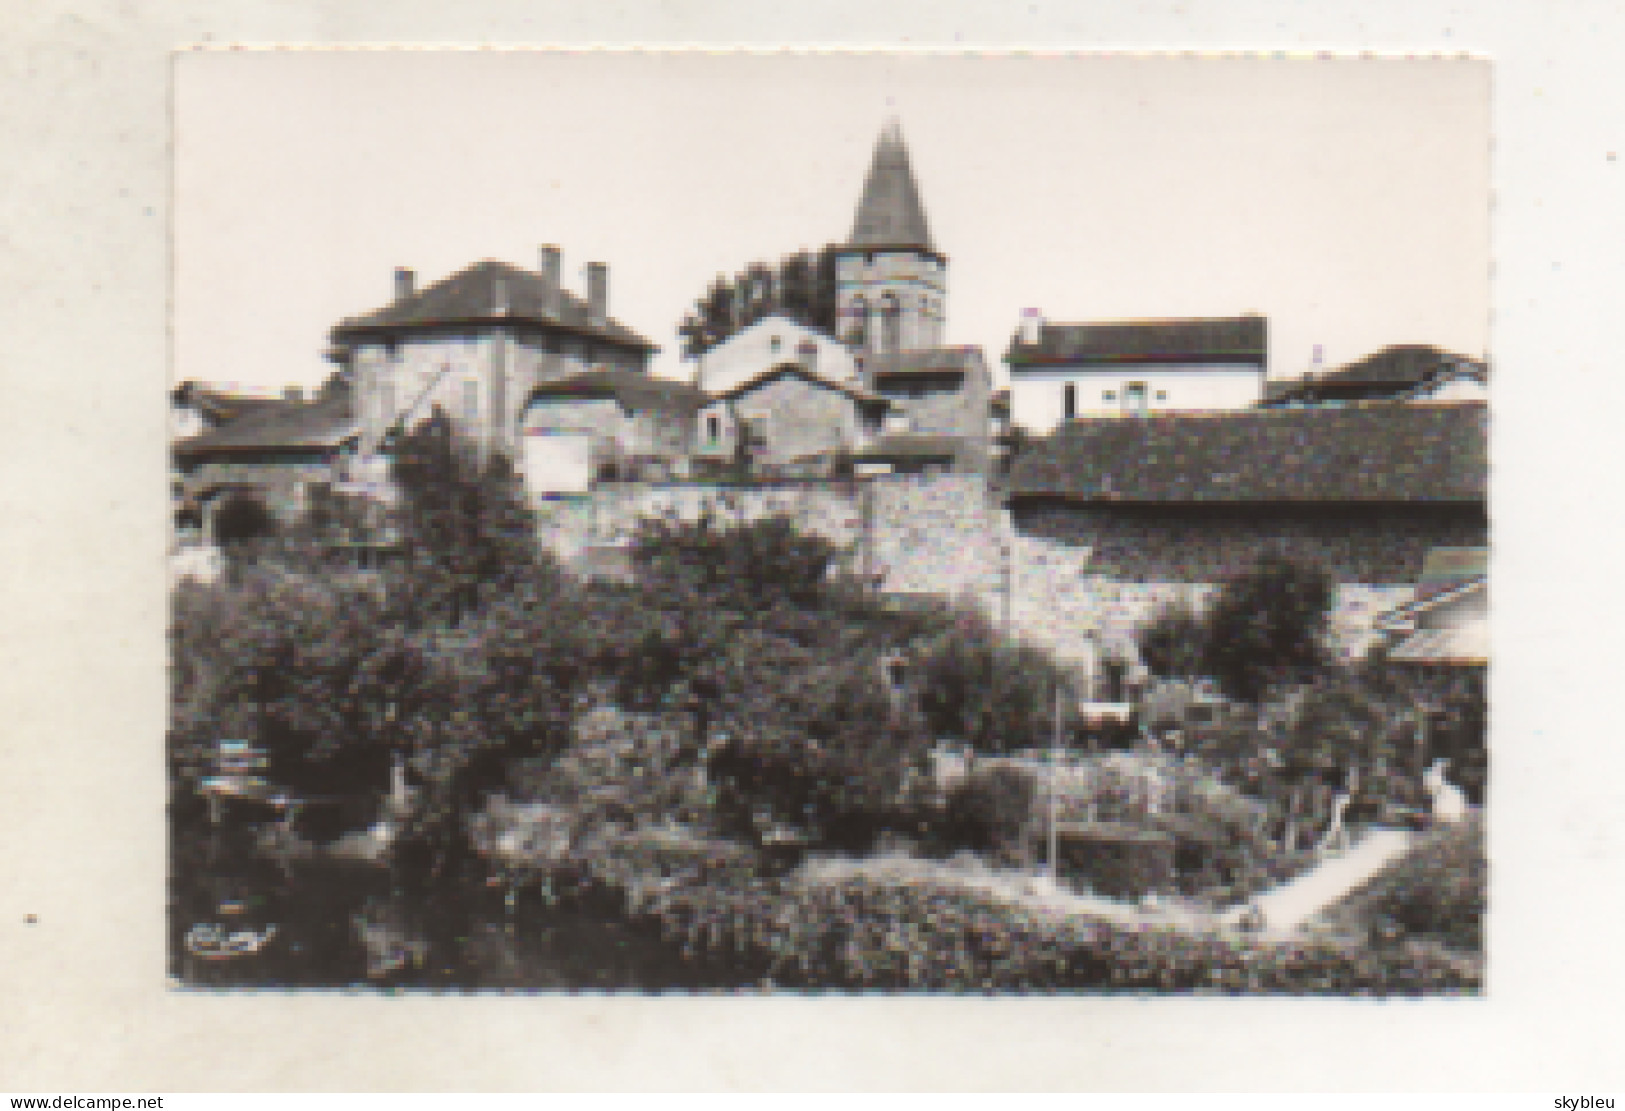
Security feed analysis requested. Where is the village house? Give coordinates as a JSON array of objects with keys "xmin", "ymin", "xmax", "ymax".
[
  {"xmin": 1262, "ymin": 344, "xmax": 1489, "ymax": 407},
  {"xmin": 693, "ymin": 365, "xmax": 890, "ymax": 477},
  {"xmin": 858, "ymin": 346, "xmax": 994, "ymax": 474},
  {"xmin": 520, "ymin": 368, "xmax": 706, "ymax": 494},
  {"xmin": 1005, "ymin": 401, "xmax": 1488, "ymax": 611},
  {"xmin": 1004, "ymin": 313, "xmax": 1269, "ymax": 435},
  {"xmin": 329, "ymin": 247, "xmax": 660, "ymax": 465},
  {"xmin": 172, "ymin": 393, "xmax": 361, "ymax": 534},
  {"xmin": 691, "ymin": 313, "xmax": 859, "ymax": 396}
]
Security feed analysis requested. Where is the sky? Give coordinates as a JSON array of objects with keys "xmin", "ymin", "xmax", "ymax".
[{"xmin": 174, "ymin": 50, "xmax": 1489, "ymax": 394}]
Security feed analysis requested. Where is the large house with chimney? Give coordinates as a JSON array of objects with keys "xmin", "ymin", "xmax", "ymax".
[{"xmin": 329, "ymin": 249, "xmax": 660, "ymax": 468}]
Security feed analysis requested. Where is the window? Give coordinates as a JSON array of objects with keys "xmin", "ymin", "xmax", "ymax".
[
  {"xmin": 879, "ymin": 294, "xmax": 902, "ymax": 354},
  {"xmin": 1063, "ymin": 382, "xmax": 1077, "ymax": 420},
  {"xmin": 1156, "ymin": 390, "xmax": 1168, "ymax": 402},
  {"xmin": 847, "ymin": 296, "xmax": 868, "ymax": 349},
  {"xmin": 769, "ymin": 336, "xmax": 782, "ymax": 354},
  {"xmin": 1124, "ymin": 381, "xmax": 1149, "ymax": 415},
  {"xmin": 706, "ymin": 414, "xmax": 721, "ymax": 444},
  {"xmin": 1103, "ymin": 390, "xmax": 1116, "ymax": 401}
]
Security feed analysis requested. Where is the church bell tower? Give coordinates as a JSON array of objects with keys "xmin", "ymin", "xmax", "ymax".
[{"xmin": 833, "ymin": 120, "xmax": 947, "ymax": 357}]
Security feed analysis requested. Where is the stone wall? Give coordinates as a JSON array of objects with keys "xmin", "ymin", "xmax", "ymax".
[
  {"xmin": 1011, "ymin": 502, "xmax": 1486, "ymax": 585},
  {"xmin": 183, "ymin": 457, "xmax": 339, "ymax": 523},
  {"xmin": 533, "ymin": 473, "xmax": 997, "ymax": 597},
  {"xmin": 533, "ymin": 479, "xmax": 1431, "ymax": 669}
]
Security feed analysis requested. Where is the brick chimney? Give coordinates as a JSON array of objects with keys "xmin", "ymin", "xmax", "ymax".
[
  {"xmin": 394, "ymin": 267, "xmax": 416, "ymax": 302},
  {"xmin": 585, "ymin": 262, "xmax": 608, "ymax": 325}
]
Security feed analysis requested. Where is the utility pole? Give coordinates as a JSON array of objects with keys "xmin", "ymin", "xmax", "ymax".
[{"xmin": 1048, "ymin": 681, "xmax": 1062, "ymax": 884}]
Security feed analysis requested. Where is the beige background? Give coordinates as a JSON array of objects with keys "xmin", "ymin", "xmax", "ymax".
[{"xmin": 1, "ymin": 0, "xmax": 1622, "ymax": 1094}]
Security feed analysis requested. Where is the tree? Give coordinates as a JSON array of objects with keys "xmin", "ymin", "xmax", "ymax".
[
  {"xmin": 389, "ymin": 408, "xmax": 553, "ymax": 626},
  {"xmin": 1201, "ymin": 553, "xmax": 1334, "ymax": 703},
  {"xmin": 676, "ymin": 248, "xmax": 840, "ymax": 357},
  {"xmin": 1137, "ymin": 601, "xmax": 1208, "ymax": 681}
]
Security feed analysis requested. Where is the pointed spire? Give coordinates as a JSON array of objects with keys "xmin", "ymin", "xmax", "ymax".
[{"xmin": 847, "ymin": 118, "xmax": 934, "ymax": 252}]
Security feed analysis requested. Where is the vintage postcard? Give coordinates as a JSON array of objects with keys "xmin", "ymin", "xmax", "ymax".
[{"xmin": 167, "ymin": 49, "xmax": 1488, "ymax": 998}]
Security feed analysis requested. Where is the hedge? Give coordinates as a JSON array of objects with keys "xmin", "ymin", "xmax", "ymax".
[{"xmin": 643, "ymin": 869, "xmax": 1481, "ymax": 994}]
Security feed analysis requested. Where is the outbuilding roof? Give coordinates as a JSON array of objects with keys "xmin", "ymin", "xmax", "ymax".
[
  {"xmin": 864, "ymin": 346, "xmax": 987, "ymax": 378},
  {"xmin": 332, "ymin": 259, "xmax": 657, "ymax": 351},
  {"xmin": 524, "ymin": 369, "xmax": 706, "ymax": 416},
  {"xmin": 1006, "ymin": 402, "xmax": 1486, "ymax": 504},
  {"xmin": 1264, "ymin": 345, "xmax": 1486, "ymax": 406},
  {"xmin": 174, "ymin": 397, "xmax": 359, "ymax": 456},
  {"xmin": 707, "ymin": 364, "xmax": 890, "ymax": 408},
  {"xmin": 1006, "ymin": 316, "xmax": 1268, "ymax": 368},
  {"xmin": 855, "ymin": 433, "xmax": 967, "ymax": 461}
]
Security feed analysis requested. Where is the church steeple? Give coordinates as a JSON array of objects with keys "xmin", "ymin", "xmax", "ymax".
[
  {"xmin": 847, "ymin": 119, "xmax": 935, "ymax": 253},
  {"xmin": 835, "ymin": 119, "xmax": 947, "ymax": 356}
]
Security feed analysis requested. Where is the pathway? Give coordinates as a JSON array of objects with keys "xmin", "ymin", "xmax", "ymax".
[{"xmin": 1222, "ymin": 827, "xmax": 1416, "ymax": 936}]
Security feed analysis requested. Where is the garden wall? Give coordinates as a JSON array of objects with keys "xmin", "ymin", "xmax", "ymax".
[{"xmin": 534, "ymin": 474, "xmax": 1000, "ymax": 601}]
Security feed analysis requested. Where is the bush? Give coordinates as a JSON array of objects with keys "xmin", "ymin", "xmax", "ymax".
[
  {"xmin": 1325, "ymin": 815, "xmax": 1486, "ymax": 952},
  {"xmin": 1202, "ymin": 553, "xmax": 1334, "ymax": 703},
  {"xmin": 941, "ymin": 762, "xmax": 1038, "ymax": 858},
  {"xmin": 914, "ymin": 607, "xmax": 1080, "ymax": 755},
  {"xmin": 631, "ymin": 509, "xmax": 843, "ymax": 612},
  {"xmin": 645, "ymin": 869, "xmax": 1481, "ymax": 993}
]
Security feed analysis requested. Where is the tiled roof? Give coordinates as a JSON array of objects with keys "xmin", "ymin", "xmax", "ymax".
[
  {"xmin": 525, "ymin": 369, "xmax": 705, "ymax": 416},
  {"xmin": 1387, "ymin": 614, "xmax": 1488, "ymax": 665},
  {"xmin": 1006, "ymin": 402, "xmax": 1486, "ymax": 504},
  {"xmin": 173, "ymin": 383, "xmax": 301, "ymax": 425},
  {"xmin": 844, "ymin": 119, "xmax": 935, "ymax": 253},
  {"xmin": 332, "ymin": 259, "xmax": 657, "ymax": 351},
  {"xmin": 1006, "ymin": 316, "xmax": 1268, "ymax": 367},
  {"xmin": 863, "ymin": 346, "xmax": 986, "ymax": 377},
  {"xmin": 174, "ymin": 397, "xmax": 359, "ymax": 456},
  {"xmin": 708, "ymin": 364, "xmax": 890, "ymax": 407},
  {"xmin": 1265, "ymin": 345, "xmax": 1485, "ymax": 405},
  {"xmin": 856, "ymin": 433, "xmax": 967, "ymax": 460}
]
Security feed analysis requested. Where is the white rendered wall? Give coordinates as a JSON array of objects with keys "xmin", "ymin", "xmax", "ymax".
[
  {"xmin": 1008, "ymin": 363, "xmax": 1265, "ymax": 435},
  {"xmin": 694, "ymin": 315, "xmax": 857, "ymax": 395}
]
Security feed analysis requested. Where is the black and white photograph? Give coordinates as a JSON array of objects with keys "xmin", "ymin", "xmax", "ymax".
[{"xmin": 166, "ymin": 50, "xmax": 1489, "ymax": 994}]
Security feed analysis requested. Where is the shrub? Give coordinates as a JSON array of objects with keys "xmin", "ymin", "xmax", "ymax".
[
  {"xmin": 1202, "ymin": 553, "xmax": 1334, "ymax": 703},
  {"xmin": 1325, "ymin": 814, "xmax": 1486, "ymax": 952},
  {"xmin": 631, "ymin": 509, "xmax": 843, "ymax": 612},
  {"xmin": 941, "ymin": 762, "xmax": 1038, "ymax": 857},
  {"xmin": 914, "ymin": 607, "xmax": 1079, "ymax": 755}
]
